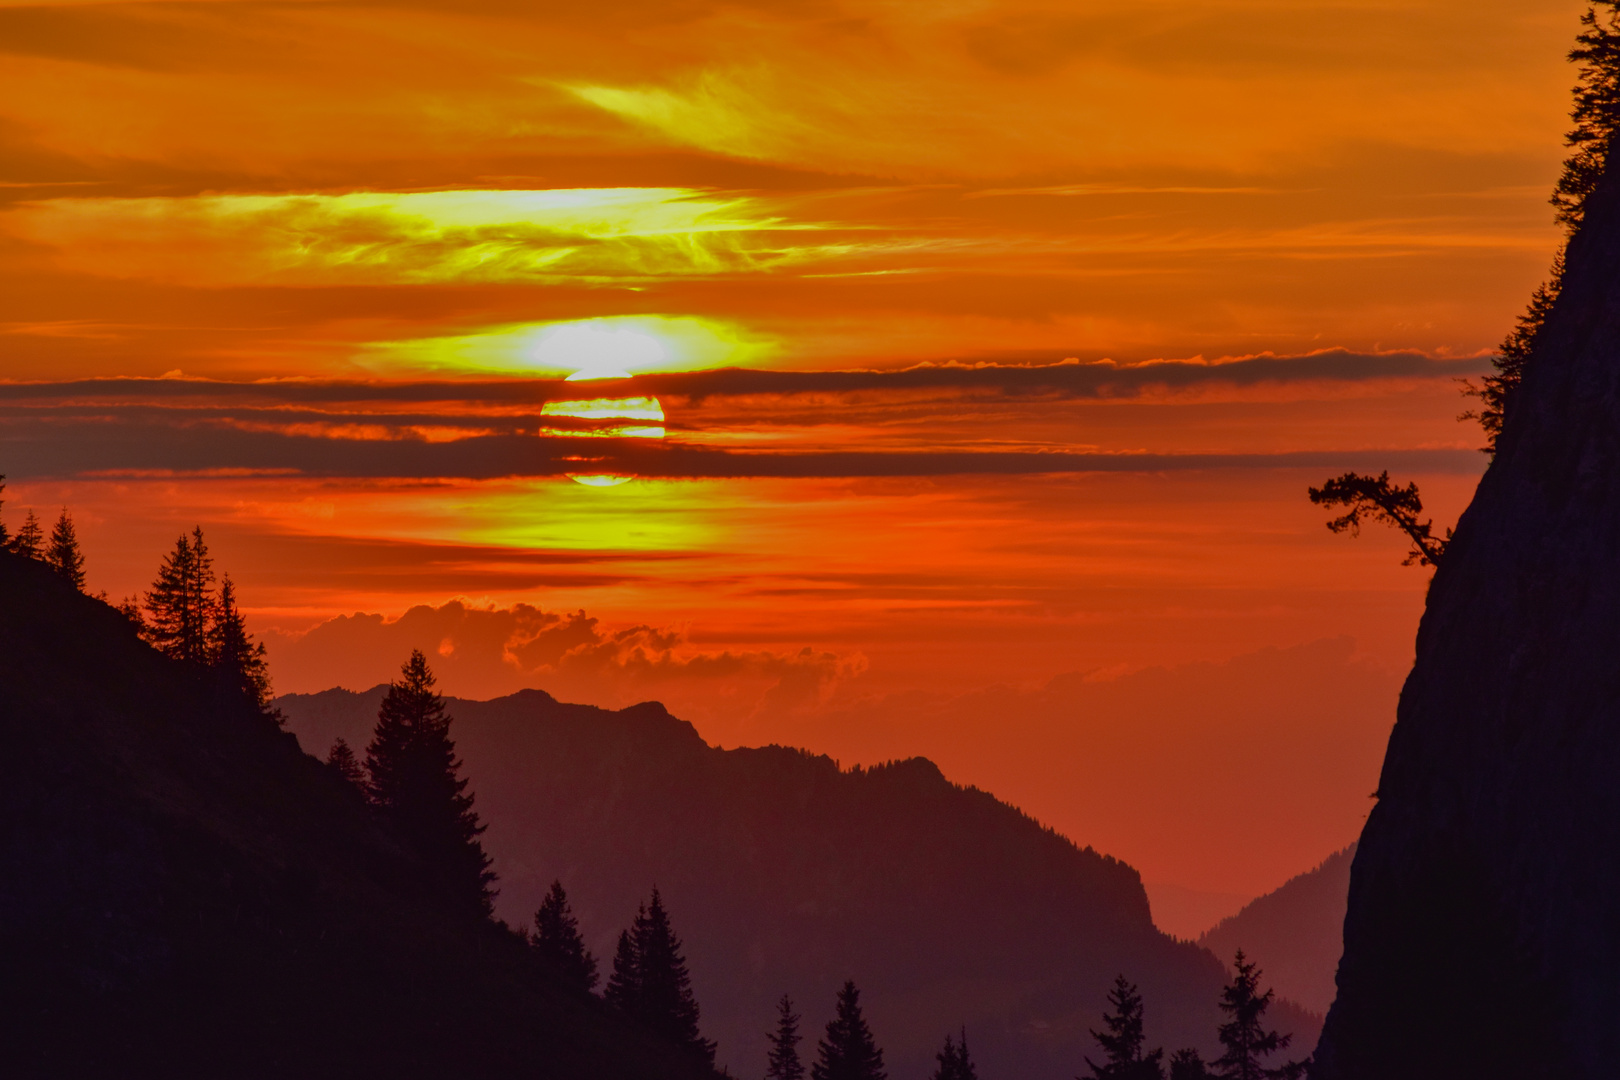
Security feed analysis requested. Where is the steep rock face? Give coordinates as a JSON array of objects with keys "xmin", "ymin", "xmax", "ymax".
[
  {"xmin": 1200, "ymin": 844, "xmax": 1354, "ymax": 1016},
  {"xmin": 1312, "ymin": 180, "xmax": 1620, "ymax": 1078},
  {"xmin": 282, "ymin": 687, "xmax": 1321, "ymax": 1079},
  {"xmin": 0, "ymin": 552, "xmax": 719, "ymax": 1080}
]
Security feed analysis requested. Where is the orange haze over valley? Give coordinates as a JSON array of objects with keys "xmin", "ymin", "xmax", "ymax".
[{"xmin": 0, "ymin": 0, "xmax": 1583, "ymax": 911}]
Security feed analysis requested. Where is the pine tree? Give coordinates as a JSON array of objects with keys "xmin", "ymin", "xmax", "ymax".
[
  {"xmin": 364, "ymin": 650, "xmax": 495, "ymax": 916},
  {"xmin": 11, "ymin": 510, "xmax": 44, "ymax": 560},
  {"xmin": 1086, "ymin": 975, "xmax": 1166, "ymax": 1080},
  {"xmin": 605, "ymin": 926, "xmax": 641, "ymax": 1012},
  {"xmin": 144, "ymin": 527, "xmax": 216, "ymax": 662},
  {"xmin": 1210, "ymin": 952, "xmax": 1306, "ymax": 1080},
  {"xmin": 44, "ymin": 509, "xmax": 87, "ymax": 590},
  {"xmin": 629, "ymin": 888, "xmax": 715, "ymax": 1062},
  {"xmin": 930, "ymin": 1028, "xmax": 978, "ymax": 1080},
  {"xmin": 1169, "ymin": 1049, "xmax": 1211, "ymax": 1080},
  {"xmin": 209, "ymin": 575, "xmax": 272, "ymax": 710},
  {"xmin": 0, "ymin": 475, "xmax": 9, "ymax": 547},
  {"xmin": 766, "ymin": 994, "xmax": 805, "ymax": 1080},
  {"xmin": 326, "ymin": 737, "xmax": 365, "ymax": 788},
  {"xmin": 532, "ymin": 879, "xmax": 598, "ymax": 993},
  {"xmin": 812, "ymin": 981, "xmax": 886, "ymax": 1080}
]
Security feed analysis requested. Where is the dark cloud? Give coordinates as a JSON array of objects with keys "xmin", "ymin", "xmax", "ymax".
[
  {"xmin": 0, "ymin": 407, "xmax": 1483, "ymax": 480},
  {"xmin": 0, "ymin": 348, "xmax": 1488, "ymax": 405}
]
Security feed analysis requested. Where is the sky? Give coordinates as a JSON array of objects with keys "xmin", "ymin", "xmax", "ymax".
[{"xmin": 0, "ymin": 0, "xmax": 1585, "ymax": 903}]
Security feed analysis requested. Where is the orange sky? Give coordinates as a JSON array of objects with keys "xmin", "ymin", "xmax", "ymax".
[{"xmin": 0, "ymin": 0, "xmax": 1584, "ymax": 900}]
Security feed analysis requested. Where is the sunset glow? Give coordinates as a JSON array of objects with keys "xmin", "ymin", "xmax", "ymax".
[{"xmin": 0, "ymin": 0, "xmax": 1580, "ymax": 902}]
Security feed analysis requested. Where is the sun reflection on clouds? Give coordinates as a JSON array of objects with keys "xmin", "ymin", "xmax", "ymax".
[{"xmin": 360, "ymin": 315, "xmax": 776, "ymax": 378}]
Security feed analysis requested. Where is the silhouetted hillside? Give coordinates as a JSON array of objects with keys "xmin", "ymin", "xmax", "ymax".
[
  {"xmin": 1199, "ymin": 844, "xmax": 1354, "ymax": 1016},
  {"xmin": 0, "ymin": 550, "xmax": 721, "ymax": 1080},
  {"xmin": 281, "ymin": 686, "xmax": 1322, "ymax": 1079}
]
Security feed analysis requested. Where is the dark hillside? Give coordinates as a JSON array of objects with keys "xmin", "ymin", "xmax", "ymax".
[
  {"xmin": 0, "ymin": 550, "xmax": 720, "ymax": 1080},
  {"xmin": 1200, "ymin": 844, "xmax": 1354, "ymax": 1016},
  {"xmin": 282, "ymin": 687, "xmax": 1321, "ymax": 1079}
]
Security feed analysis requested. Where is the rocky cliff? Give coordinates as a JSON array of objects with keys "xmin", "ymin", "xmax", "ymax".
[{"xmin": 1311, "ymin": 176, "xmax": 1620, "ymax": 1078}]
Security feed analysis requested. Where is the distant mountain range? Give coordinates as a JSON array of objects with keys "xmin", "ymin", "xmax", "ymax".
[
  {"xmin": 1199, "ymin": 844, "xmax": 1355, "ymax": 1016},
  {"xmin": 280, "ymin": 685, "xmax": 1323, "ymax": 1079},
  {"xmin": 0, "ymin": 551, "xmax": 719, "ymax": 1080}
]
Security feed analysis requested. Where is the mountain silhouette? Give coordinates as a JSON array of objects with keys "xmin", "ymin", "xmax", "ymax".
[
  {"xmin": 1310, "ymin": 118, "xmax": 1620, "ymax": 1080},
  {"xmin": 0, "ymin": 550, "xmax": 721, "ymax": 1080},
  {"xmin": 280, "ymin": 685, "xmax": 1322, "ymax": 1079},
  {"xmin": 1199, "ymin": 844, "xmax": 1354, "ymax": 1016}
]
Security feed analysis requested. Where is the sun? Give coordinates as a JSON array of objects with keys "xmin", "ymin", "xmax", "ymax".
[{"xmin": 538, "ymin": 328, "xmax": 668, "ymax": 485}]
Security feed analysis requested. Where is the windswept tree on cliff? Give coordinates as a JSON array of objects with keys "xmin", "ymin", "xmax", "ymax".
[
  {"xmin": 812, "ymin": 981, "xmax": 886, "ymax": 1080},
  {"xmin": 1085, "ymin": 975, "xmax": 1166, "ymax": 1080},
  {"xmin": 766, "ymin": 994, "xmax": 805, "ymax": 1080},
  {"xmin": 365, "ymin": 650, "xmax": 495, "ymax": 916},
  {"xmin": 605, "ymin": 888, "xmax": 715, "ymax": 1063},
  {"xmin": 1210, "ymin": 952, "xmax": 1305, "ymax": 1080},
  {"xmin": 1307, "ymin": 472, "xmax": 1450, "ymax": 568},
  {"xmin": 532, "ymin": 880, "xmax": 598, "ymax": 994},
  {"xmin": 44, "ymin": 509, "xmax": 87, "ymax": 591}
]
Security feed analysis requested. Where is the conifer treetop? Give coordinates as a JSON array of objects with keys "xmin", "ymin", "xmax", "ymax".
[
  {"xmin": 812, "ymin": 981, "xmax": 886, "ymax": 1080},
  {"xmin": 44, "ymin": 508, "xmax": 87, "ymax": 591},
  {"xmin": 766, "ymin": 994, "xmax": 805, "ymax": 1080}
]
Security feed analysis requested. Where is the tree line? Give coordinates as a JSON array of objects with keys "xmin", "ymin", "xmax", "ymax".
[
  {"xmin": 1309, "ymin": 2, "xmax": 1620, "ymax": 568},
  {"xmin": 1, "ymin": 483, "xmax": 271, "ymax": 715},
  {"xmin": 1082, "ymin": 957, "xmax": 1305, "ymax": 1080}
]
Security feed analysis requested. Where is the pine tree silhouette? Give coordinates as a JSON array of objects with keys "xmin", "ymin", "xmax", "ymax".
[
  {"xmin": 44, "ymin": 509, "xmax": 86, "ymax": 590},
  {"xmin": 144, "ymin": 527, "xmax": 216, "ymax": 662},
  {"xmin": 929, "ymin": 1028, "xmax": 978, "ymax": 1080},
  {"xmin": 532, "ymin": 879, "xmax": 598, "ymax": 993},
  {"xmin": 11, "ymin": 510, "xmax": 44, "ymax": 560},
  {"xmin": 325, "ymin": 737, "xmax": 365, "ymax": 788},
  {"xmin": 1085, "ymin": 974, "xmax": 1166, "ymax": 1079},
  {"xmin": 605, "ymin": 926, "xmax": 640, "ymax": 1012},
  {"xmin": 0, "ymin": 476, "xmax": 10, "ymax": 547},
  {"xmin": 1210, "ymin": 952, "xmax": 1305, "ymax": 1080},
  {"xmin": 209, "ymin": 575, "xmax": 272, "ymax": 711},
  {"xmin": 1169, "ymin": 1048, "xmax": 1211, "ymax": 1080},
  {"xmin": 766, "ymin": 994, "xmax": 805, "ymax": 1080},
  {"xmin": 812, "ymin": 981, "xmax": 886, "ymax": 1080},
  {"xmin": 364, "ymin": 650, "xmax": 495, "ymax": 916},
  {"xmin": 621, "ymin": 888, "xmax": 715, "ymax": 1062}
]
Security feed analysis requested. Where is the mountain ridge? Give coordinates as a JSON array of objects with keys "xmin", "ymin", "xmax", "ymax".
[{"xmin": 280, "ymin": 682, "xmax": 1322, "ymax": 1079}]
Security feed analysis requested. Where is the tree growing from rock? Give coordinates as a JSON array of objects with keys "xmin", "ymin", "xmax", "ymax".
[
  {"xmin": 532, "ymin": 880, "xmax": 598, "ymax": 994},
  {"xmin": 766, "ymin": 994, "xmax": 805, "ymax": 1080},
  {"xmin": 1086, "ymin": 975, "xmax": 1165, "ymax": 1080},
  {"xmin": 1210, "ymin": 952, "xmax": 1305, "ymax": 1080},
  {"xmin": 1307, "ymin": 471, "xmax": 1449, "ymax": 568},
  {"xmin": 812, "ymin": 981, "xmax": 886, "ymax": 1080},
  {"xmin": 364, "ymin": 650, "xmax": 495, "ymax": 916}
]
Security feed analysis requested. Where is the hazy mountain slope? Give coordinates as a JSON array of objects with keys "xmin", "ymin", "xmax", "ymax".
[
  {"xmin": 1199, "ymin": 844, "xmax": 1354, "ymax": 1015},
  {"xmin": 1310, "ymin": 154, "xmax": 1620, "ymax": 1080},
  {"xmin": 0, "ymin": 551, "xmax": 720, "ymax": 1080},
  {"xmin": 281, "ymin": 686, "xmax": 1322, "ymax": 1079}
]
